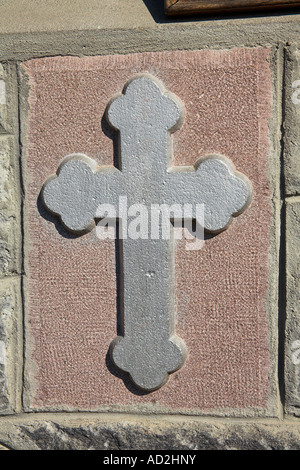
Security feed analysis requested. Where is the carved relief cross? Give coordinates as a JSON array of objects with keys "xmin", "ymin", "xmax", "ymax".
[{"xmin": 42, "ymin": 74, "xmax": 252, "ymax": 391}]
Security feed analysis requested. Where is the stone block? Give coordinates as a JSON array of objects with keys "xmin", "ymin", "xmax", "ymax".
[
  {"xmin": 0, "ymin": 64, "xmax": 21, "ymax": 277},
  {"xmin": 0, "ymin": 278, "xmax": 22, "ymax": 414},
  {"xmin": 284, "ymin": 47, "xmax": 300, "ymax": 195},
  {"xmin": 0, "ymin": 415, "xmax": 300, "ymax": 450},
  {"xmin": 0, "ymin": 63, "xmax": 22, "ymax": 414},
  {"xmin": 0, "ymin": 65, "xmax": 7, "ymax": 134},
  {"xmin": 285, "ymin": 197, "xmax": 300, "ymax": 413},
  {"xmin": 0, "ymin": 137, "xmax": 21, "ymax": 276},
  {"xmin": 21, "ymin": 48, "xmax": 276, "ymax": 415},
  {"xmin": 0, "ymin": 64, "xmax": 18, "ymax": 135}
]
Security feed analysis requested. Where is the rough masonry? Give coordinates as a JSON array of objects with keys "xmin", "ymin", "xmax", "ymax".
[{"xmin": 0, "ymin": 63, "xmax": 22, "ymax": 415}]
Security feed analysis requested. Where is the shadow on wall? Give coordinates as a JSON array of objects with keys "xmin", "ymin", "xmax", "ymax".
[
  {"xmin": 142, "ymin": 0, "xmax": 167, "ymax": 22},
  {"xmin": 141, "ymin": 0, "xmax": 300, "ymax": 23}
]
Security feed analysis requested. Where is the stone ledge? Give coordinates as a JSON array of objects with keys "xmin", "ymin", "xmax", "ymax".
[
  {"xmin": 0, "ymin": 0, "xmax": 155, "ymax": 35},
  {"xmin": 0, "ymin": 415, "xmax": 300, "ymax": 450},
  {"xmin": 2, "ymin": 1, "xmax": 300, "ymax": 36},
  {"xmin": 1, "ymin": 17, "xmax": 300, "ymax": 61}
]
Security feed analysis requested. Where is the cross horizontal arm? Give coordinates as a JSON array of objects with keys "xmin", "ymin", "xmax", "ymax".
[
  {"xmin": 42, "ymin": 154, "xmax": 125, "ymax": 233},
  {"xmin": 163, "ymin": 155, "xmax": 252, "ymax": 233}
]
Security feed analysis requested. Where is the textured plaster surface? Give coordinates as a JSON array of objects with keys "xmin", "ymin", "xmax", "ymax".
[{"xmin": 22, "ymin": 49, "xmax": 273, "ymax": 414}]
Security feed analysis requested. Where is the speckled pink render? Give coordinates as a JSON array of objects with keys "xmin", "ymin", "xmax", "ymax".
[
  {"xmin": 40, "ymin": 73, "xmax": 252, "ymax": 392},
  {"xmin": 23, "ymin": 49, "xmax": 272, "ymax": 411}
]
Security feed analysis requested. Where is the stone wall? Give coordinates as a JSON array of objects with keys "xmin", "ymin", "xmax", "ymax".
[{"xmin": 0, "ymin": 0, "xmax": 300, "ymax": 450}]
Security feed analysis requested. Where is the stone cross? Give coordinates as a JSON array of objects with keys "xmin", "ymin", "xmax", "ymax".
[{"xmin": 41, "ymin": 74, "xmax": 252, "ymax": 391}]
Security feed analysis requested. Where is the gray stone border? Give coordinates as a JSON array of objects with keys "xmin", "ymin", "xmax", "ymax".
[
  {"xmin": 0, "ymin": 63, "xmax": 23, "ymax": 414},
  {"xmin": 0, "ymin": 414, "xmax": 299, "ymax": 450}
]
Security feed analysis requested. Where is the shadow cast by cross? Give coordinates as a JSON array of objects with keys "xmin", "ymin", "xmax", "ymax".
[
  {"xmin": 105, "ymin": 350, "xmax": 153, "ymax": 396},
  {"xmin": 37, "ymin": 191, "xmax": 81, "ymax": 240}
]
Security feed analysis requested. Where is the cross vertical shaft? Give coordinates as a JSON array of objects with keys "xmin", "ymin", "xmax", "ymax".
[{"xmin": 106, "ymin": 75, "xmax": 186, "ymax": 390}]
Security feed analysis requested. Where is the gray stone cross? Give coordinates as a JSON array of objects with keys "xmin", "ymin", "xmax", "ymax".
[{"xmin": 42, "ymin": 74, "xmax": 252, "ymax": 391}]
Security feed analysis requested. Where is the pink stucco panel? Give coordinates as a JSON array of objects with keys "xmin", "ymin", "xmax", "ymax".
[{"xmin": 22, "ymin": 48, "xmax": 272, "ymax": 412}]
